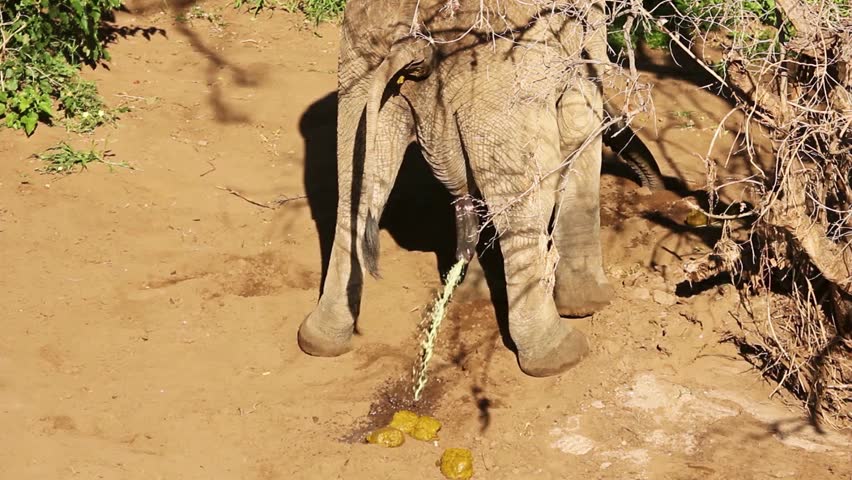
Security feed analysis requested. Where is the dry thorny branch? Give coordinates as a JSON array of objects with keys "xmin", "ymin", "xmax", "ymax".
[
  {"xmin": 613, "ymin": 0, "xmax": 852, "ymax": 427},
  {"xmin": 406, "ymin": 0, "xmax": 850, "ymax": 427},
  {"xmin": 664, "ymin": 0, "xmax": 851, "ymax": 428}
]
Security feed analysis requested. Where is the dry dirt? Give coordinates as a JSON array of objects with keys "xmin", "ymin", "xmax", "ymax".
[{"xmin": 0, "ymin": 2, "xmax": 849, "ymax": 479}]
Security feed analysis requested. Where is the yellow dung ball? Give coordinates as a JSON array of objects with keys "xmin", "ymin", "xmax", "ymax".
[
  {"xmin": 388, "ymin": 410, "xmax": 420, "ymax": 434},
  {"xmin": 411, "ymin": 415, "xmax": 442, "ymax": 441},
  {"xmin": 686, "ymin": 209, "xmax": 709, "ymax": 227},
  {"xmin": 365, "ymin": 426, "xmax": 405, "ymax": 448},
  {"xmin": 439, "ymin": 448, "xmax": 474, "ymax": 479}
]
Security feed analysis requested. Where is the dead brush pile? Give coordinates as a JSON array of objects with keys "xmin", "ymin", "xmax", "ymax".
[{"xmin": 627, "ymin": 0, "xmax": 852, "ymax": 427}]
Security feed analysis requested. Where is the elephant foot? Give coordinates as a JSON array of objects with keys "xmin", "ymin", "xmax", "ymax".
[
  {"xmin": 554, "ymin": 274, "xmax": 613, "ymax": 318},
  {"xmin": 518, "ymin": 323, "xmax": 590, "ymax": 377},
  {"xmin": 297, "ymin": 308, "xmax": 353, "ymax": 357}
]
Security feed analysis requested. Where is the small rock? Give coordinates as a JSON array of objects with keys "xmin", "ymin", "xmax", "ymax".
[
  {"xmin": 631, "ymin": 288, "xmax": 651, "ymax": 300},
  {"xmin": 551, "ymin": 434, "xmax": 595, "ymax": 455},
  {"xmin": 771, "ymin": 470, "xmax": 796, "ymax": 478},
  {"xmin": 590, "ymin": 400, "xmax": 605, "ymax": 409},
  {"xmin": 635, "ymin": 186, "xmax": 652, "ymax": 196},
  {"xmin": 197, "ymin": 140, "xmax": 208, "ymax": 146},
  {"xmin": 652, "ymin": 290, "xmax": 677, "ymax": 306}
]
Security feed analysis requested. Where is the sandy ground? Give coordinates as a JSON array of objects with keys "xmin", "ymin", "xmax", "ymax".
[{"xmin": 0, "ymin": 2, "xmax": 849, "ymax": 479}]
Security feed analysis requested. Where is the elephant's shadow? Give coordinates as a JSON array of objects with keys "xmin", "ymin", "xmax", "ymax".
[{"xmin": 300, "ymin": 92, "xmax": 513, "ymax": 348}]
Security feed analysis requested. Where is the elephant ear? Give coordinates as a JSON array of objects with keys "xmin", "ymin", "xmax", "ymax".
[{"xmin": 362, "ymin": 37, "xmax": 437, "ymax": 279}]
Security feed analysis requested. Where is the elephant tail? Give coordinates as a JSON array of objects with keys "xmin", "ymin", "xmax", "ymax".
[
  {"xmin": 602, "ymin": 104, "xmax": 665, "ymax": 191},
  {"xmin": 363, "ymin": 37, "xmax": 435, "ymax": 279}
]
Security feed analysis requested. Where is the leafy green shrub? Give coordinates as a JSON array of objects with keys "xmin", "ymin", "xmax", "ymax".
[
  {"xmin": 233, "ymin": 0, "xmax": 295, "ymax": 16},
  {"xmin": 234, "ymin": 0, "xmax": 345, "ymax": 24},
  {"xmin": 299, "ymin": 0, "xmax": 346, "ymax": 23},
  {"xmin": 60, "ymin": 78, "xmax": 127, "ymax": 133},
  {"xmin": 0, "ymin": 0, "xmax": 124, "ymax": 136},
  {"xmin": 606, "ymin": 0, "xmax": 786, "ymax": 53},
  {"xmin": 4, "ymin": 0, "xmax": 123, "ymax": 63},
  {"xmin": 35, "ymin": 140, "xmax": 105, "ymax": 174}
]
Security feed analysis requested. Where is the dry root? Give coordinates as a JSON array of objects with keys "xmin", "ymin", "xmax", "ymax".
[{"xmin": 729, "ymin": 290, "xmax": 851, "ymax": 430}]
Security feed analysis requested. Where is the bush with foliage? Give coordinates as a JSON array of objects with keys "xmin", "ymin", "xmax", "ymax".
[
  {"xmin": 234, "ymin": 0, "xmax": 345, "ymax": 23},
  {"xmin": 0, "ymin": 0, "xmax": 124, "ymax": 135}
]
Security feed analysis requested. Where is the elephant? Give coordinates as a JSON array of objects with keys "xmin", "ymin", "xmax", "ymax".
[{"xmin": 299, "ymin": 0, "xmax": 663, "ymax": 377}]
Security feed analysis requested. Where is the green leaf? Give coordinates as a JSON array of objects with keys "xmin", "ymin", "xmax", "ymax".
[
  {"xmin": 22, "ymin": 112, "xmax": 38, "ymax": 135},
  {"xmin": 17, "ymin": 98, "xmax": 32, "ymax": 112},
  {"xmin": 38, "ymin": 97, "xmax": 54, "ymax": 116},
  {"xmin": 6, "ymin": 111, "xmax": 19, "ymax": 127},
  {"xmin": 17, "ymin": 90, "xmax": 33, "ymax": 111}
]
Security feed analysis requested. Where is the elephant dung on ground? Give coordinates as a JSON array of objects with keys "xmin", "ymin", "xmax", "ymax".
[{"xmin": 299, "ymin": 0, "xmax": 661, "ymax": 377}]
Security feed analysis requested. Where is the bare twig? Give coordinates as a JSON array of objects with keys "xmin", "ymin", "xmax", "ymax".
[
  {"xmin": 684, "ymin": 199, "xmax": 757, "ymax": 221},
  {"xmin": 216, "ymin": 186, "xmax": 306, "ymax": 209},
  {"xmin": 200, "ymin": 160, "xmax": 217, "ymax": 177},
  {"xmin": 273, "ymin": 194, "xmax": 308, "ymax": 206},
  {"xmin": 217, "ymin": 186, "xmax": 273, "ymax": 209}
]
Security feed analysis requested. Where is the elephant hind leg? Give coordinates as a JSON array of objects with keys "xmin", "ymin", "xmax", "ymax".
[
  {"xmin": 460, "ymin": 107, "xmax": 589, "ymax": 377},
  {"xmin": 299, "ymin": 97, "xmax": 413, "ymax": 357},
  {"xmin": 552, "ymin": 144, "xmax": 614, "ymax": 317},
  {"xmin": 553, "ymin": 85, "xmax": 613, "ymax": 317}
]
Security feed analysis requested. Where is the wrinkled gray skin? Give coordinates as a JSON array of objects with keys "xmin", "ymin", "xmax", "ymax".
[{"xmin": 299, "ymin": 0, "xmax": 658, "ymax": 377}]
